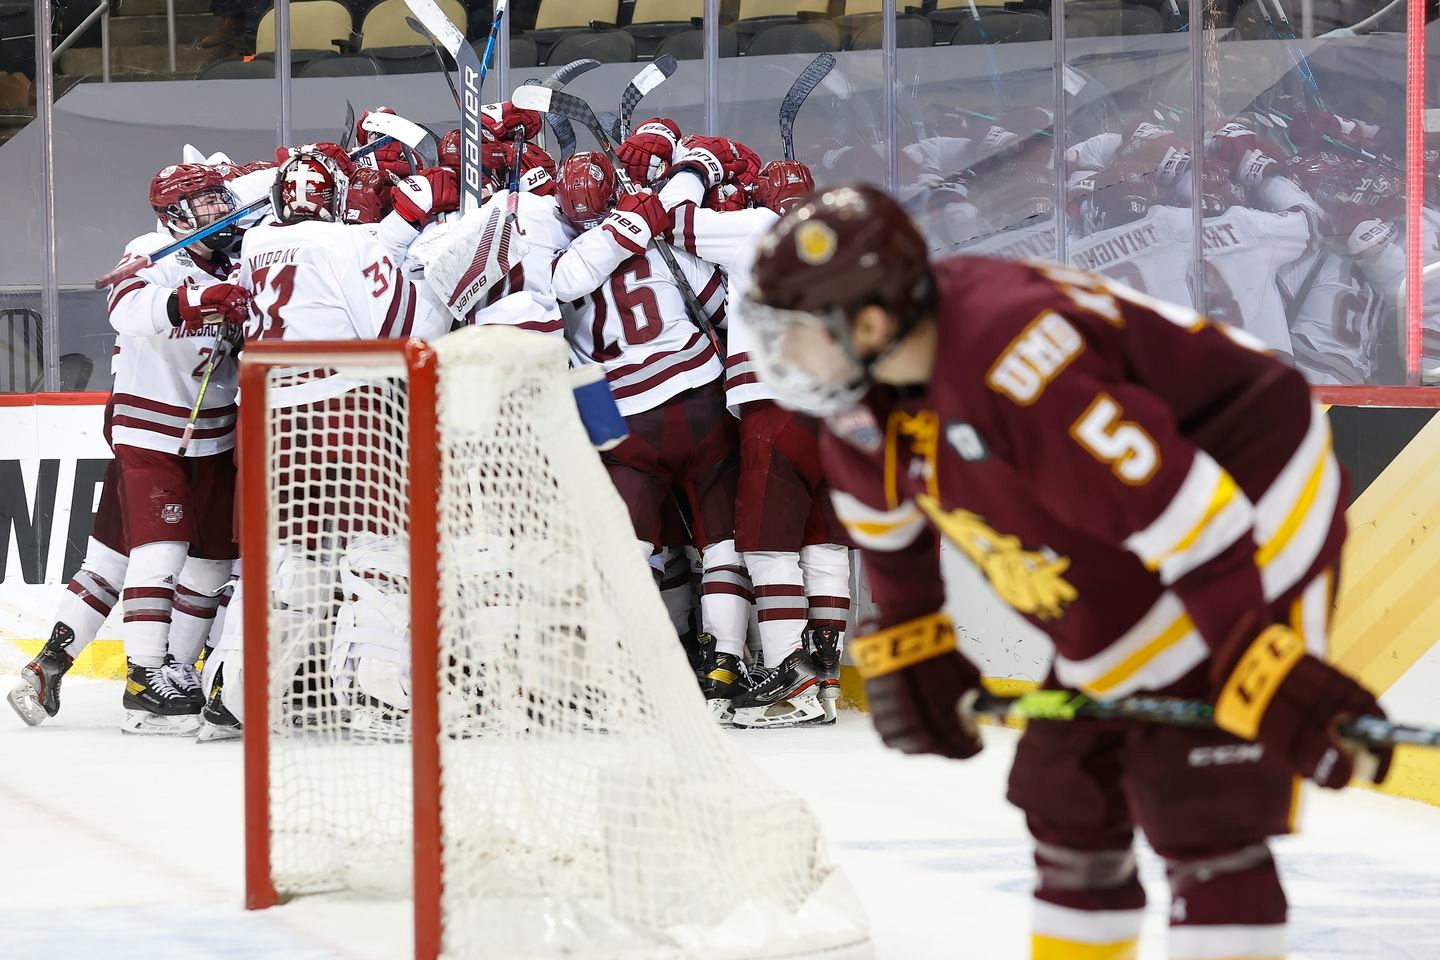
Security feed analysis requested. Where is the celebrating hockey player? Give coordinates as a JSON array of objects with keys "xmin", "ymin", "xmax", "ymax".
[
  {"xmin": 551, "ymin": 148, "xmax": 746, "ymax": 720},
  {"xmin": 745, "ymin": 184, "xmax": 1392, "ymax": 960},
  {"xmin": 90, "ymin": 163, "xmax": 248, "ymax": 734},
  {"xmin": 655, "ymin": 148, "xmax": 853, "ymax": 727}
]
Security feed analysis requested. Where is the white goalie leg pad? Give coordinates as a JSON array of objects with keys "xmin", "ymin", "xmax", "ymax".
[
  {"xmin": 329, "ymin": 537, "xmax": 412, "ymax": 711},
  {"xmin": 273, "ymin": 542, "xmax": 340, "ymax": 612},
  {"xmin": 203, "ymin": 575, "xmax": 244, "ymax": 723}
]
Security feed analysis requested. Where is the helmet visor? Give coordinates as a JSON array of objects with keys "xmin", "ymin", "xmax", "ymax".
[{"xmin": 744, "ymin": 295, "xmax": 868, "ymax": 418}]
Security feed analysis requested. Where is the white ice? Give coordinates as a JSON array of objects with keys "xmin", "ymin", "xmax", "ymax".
[{"xmin": 2, "ymin": 679, "xmax": 1439, "ymax": 960}]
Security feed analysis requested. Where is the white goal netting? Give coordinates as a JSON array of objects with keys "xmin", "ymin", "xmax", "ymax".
[{"xmin": 255, "ymin": 326, "xmax": 870, "ymax": 960}]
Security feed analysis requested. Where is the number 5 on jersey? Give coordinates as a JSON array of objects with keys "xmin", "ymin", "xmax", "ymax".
[{"xmin": 1069, "ymin": 393, "xmax": 1159, "ymax": 485}]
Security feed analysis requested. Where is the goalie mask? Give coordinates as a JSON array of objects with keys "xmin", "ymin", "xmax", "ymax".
[
  {"xmin": 273, "ymin": 150, "xmax": 349, "ymax": 224},
  {"xmin": 149, "ymin": 163, "xmax": 239, "ymax": 257},
  {"xmin": 745, "ymin": 183, "xmax": 934, "ymax": 417},
  {"xmin": 557, "ymin": 152, "xmax": 618, "ymax": 230}
]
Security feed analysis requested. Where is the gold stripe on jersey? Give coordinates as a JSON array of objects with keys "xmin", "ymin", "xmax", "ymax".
[
  {"xmin": 1253, "ymin": 405, "xmax": 1342, "ymax": 603},
  {"xmin": 831, "ymin": 490, "xmax": 927, "ymax": 552},
  {"xmin": 1054, "ymin": 592, "xmax": 1208, "ymax": 700},
  {"xmin": 883, "ymin": 409, "xmax": 940, "ymax": 509},
  {"xmin": 1123, "ymin": 451, "xmax": 1254, "ymax": 584}
]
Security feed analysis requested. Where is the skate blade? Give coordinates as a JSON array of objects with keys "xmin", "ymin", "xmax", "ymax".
[
  {"xmin": 196, "ymin": 720, "xmax": 243, "ymax": 742},
  {"xmin": 7, "ymin": 682, "xmax": 47, "ymax": 727},
  {"xmin": 731, "ymin": 695, "xmax": 830, "ymax": 729},
  {"xmin": 120, "ymin": 710, "xmax": 202, "ymax": 736},
  {"xmin": 707, "ymin": 698, "xmax": 735, "ymax": 724}
]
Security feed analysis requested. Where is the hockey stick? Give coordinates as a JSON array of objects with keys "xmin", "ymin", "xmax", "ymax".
[
  {"xmin": 524, "ymin": 58, "xmax": 602, "ymax": 158},
  {"xmin": 1256, "ymin": 0, "xmax": 1326, "ymax": 111},
  {"xmin": 778, "ymin": 53, "xmax": 835, "ymax": 161},
  {"xmin": 93, "ymin": 135, "xmax": 399, "ymax": 289},
  {"xmin": 617, "ymin": 54, "xmax": 677, "ymax": 141},
  {"xmin": 974, "ymin": 688, "xmax": 1440, "ymax": 750},
  {"xmin": 340, "ymin": 100, "xmax": 356, "ymax": 150},
  {"xmin": 405, "ymin": 15, "xmax": 462, "ymax": 110},
  {"xmin": 403, "ymin": 0, "xmax": 505, "ymax": 213},
  {"xmin": 179, "ymin": 332, "xmax": 231, "ymax": 455},
  {"xmin": 512, "ymin": 84, "xmax": 722, "ymax": 356},
  {"xmin": 598, "ymin": 110, "xmax": 622, "ymax": 145}
]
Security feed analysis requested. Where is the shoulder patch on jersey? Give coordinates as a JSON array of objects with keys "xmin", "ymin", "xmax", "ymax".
[
  {"xmin": 795, "ymin": 220, "xmax": 837, "ymax": 265},
  {"xmin": 944, "ymin": 421, "xmax": 988, "ymax": 462},
  {"xmin": 828, "ymin": 405, "xmax": 882, "ymax": 453}
]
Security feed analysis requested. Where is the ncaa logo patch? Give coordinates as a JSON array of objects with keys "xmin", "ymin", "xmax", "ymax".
[
  {"xmin": 945, "ymin": 421, "xmax": 988, "ymax": 462},
  {"xmin": 160, "ymin": 503, "xmax": 184, "ymax": 524},
  {"xmin": 828, "ymin": 406, "xmax": 882, "ymax": 453}
]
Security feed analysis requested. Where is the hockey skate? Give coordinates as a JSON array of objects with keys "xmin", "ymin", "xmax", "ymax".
[
  {"xmin": 699, "ymin": 651, "xmax": 748, "ymax": 723},
  {"xmin": 121, "ymin": 661, "xmax": 202, "ymax": 736},
  {"xmin": 730, "ymin": 648, "xmax": 830, "ymax": 728},
  {"xmin": 7, "ymin": 629, "xmax": 76, "ymax": 726},
  {"xmin": 196, "ymin": 667, "xmax": 241, "ymax": 743},
  {"xmin": 163, "ymin": 655, "xmax": 206, "ymax": 708},
  {"xmin": 806, "ymin": 627, "xmax": 843, "ymax": 723}
]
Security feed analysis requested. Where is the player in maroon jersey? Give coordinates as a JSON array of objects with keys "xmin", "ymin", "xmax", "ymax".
[{"xmin": 743, "ymin": 183, "xmax": 1392, "ymax": 960}]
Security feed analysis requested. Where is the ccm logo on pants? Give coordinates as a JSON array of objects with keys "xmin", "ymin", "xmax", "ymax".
[{"xmin": 1188, "ymin": 743, "xmax": 1266, "ymax": 767}]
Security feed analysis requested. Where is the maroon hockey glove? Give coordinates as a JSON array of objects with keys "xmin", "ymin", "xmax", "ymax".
[
  {"xmin": 852, "ymin": 612, "xmax": 985, "ymax": 761},
  {"xmin": 1212, "ymin": 623, "xmax": 1392, "ymax": 789},
  {"xmin": 392, "ymin": 167, "xmax": 461, "ymax": 226},
  {"xmin": 480, "ymin": 101, "xmax": 544, "ymax": 142},
  {"xmin": 171, "ymin": 282, "xmax": 253, "ymax": 332},
  {"xmin": 616, "ymin": 117, "xmax": 682, "ymax": 185},
  {"xmin": 704, "ymin": 183, "xmax": 748, "ymax": 213},
  {"xmin": 672, "ymin": 136, "xmax": 761, "ymax": 189},
  {"xmin": 602, "ymin": 190, "xmax": 668, "ymax": 256}
]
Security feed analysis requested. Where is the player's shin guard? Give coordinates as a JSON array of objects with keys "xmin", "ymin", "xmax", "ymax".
[
  {"xmin": 56, "ymin": 536, "xmax": 129, "ymax": 661},
  {"xmin": 1030, "ymin": 842, "xmax": 1145, "ymax": 960},
  {"xmin": 700, "ymin": 540, "xmax": 751, "ymax": 659},
  {"xmin": 745, "ymin": 550, "xmax": 808, "ymax": 669},
  {"xmin": 1163, "ymin": 844, "xmax": 1287, "ymax": 960},
  {"xmin": 801, "ymin": 543, "xmax": 851, "ymax": 718},
  {"xmin": 169, "ymin": 557, "xmax": 234, "ymax": 666},
  {"xmin": 658, "ymin": 546, "xmax": 702, "ymax": 670},
  {"xmin": 120, "ymin": 540, "xmax": 189, "ymax": 668}
]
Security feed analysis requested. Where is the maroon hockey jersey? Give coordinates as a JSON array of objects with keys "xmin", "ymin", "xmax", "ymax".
[{"xmin": 822, "ymin": 257, "xmax": 1345, "ymax": 698}]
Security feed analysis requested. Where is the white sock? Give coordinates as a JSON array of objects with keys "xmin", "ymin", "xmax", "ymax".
[
  {"xmin": 658, "ymin": 547, "xmax": 698, "ymax": 637},
  {"xmin": 801, "ymin": 543, "xmax": 852, "ymax": 642},
  {"xmin": 745, "ymin": 550, "xmax": 807, "ymax": 668},
  {"xmin": 120, "ymin": 540, "xmax": 188, "ymax": 668},
  {"xmin": 700, "ymin": 539, "xmax": 751, "ymax": 658},
  {"xmin": 50, "ymin": 537, "xmax": 128, "ymax": 659},
  {"xmin": 168, "ymin": 557, "xmax": 234, "ymax": 666}
]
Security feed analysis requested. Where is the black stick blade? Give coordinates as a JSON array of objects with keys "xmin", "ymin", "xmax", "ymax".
[{"xmin": 778, "ymin": 52, "xmax": 836, "ymax": 162}]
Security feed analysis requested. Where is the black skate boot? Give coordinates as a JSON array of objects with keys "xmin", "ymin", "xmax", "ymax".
[
  {"xmin": 7, "ymin": 624, "xmax": 77, "ymax": 726},
  {"xmin": 121, "ymin": 661, "xmax": 202, "ymax": 736},
  {"xmin": 699, "ymin": 650, "xmax": 748, "ymax": 724},
  {"xmin": 806, "ymin": 626, "xmax": 843, "ymax": 722},
  {"xmin": 162, "ymin": 654, "xmax": 206, "ymax": 708},
  {"xmin": 730, "ymin": 647, "xmax": 830, "ymax": 728},
  {"xmin": 690, "ymin": 632, "xmax": 716, "ymax": 682},
  {"xmin": 196, "ymin": 665, "xmax": 242, "ymax": 743}
]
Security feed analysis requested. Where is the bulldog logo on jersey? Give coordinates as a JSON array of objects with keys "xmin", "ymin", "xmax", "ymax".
[
  {"xmin": 160, "ymin": 503, "xmax": 184, "ymax": 524},
  {"xmin": 916, "ymin": 495, "xmax": 1076, "ymax": 620},
  {"xmin": 795, "ymin": 221, "xmax": 837, "ymax": 265}
]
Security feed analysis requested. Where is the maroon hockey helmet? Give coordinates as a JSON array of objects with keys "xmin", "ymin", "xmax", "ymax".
[
  {"xmin": 149, "ymin": 163, "xmax": 237, "ymax": 253},
  {"xmin": 343, "ymin": 167, "xmax": 392, "ymax": 225},
  {"xmin": 753, "ymin": 160, "xmax": 815, "ymax": 215},
  {"xmin": 971, "ymin": 159, "xmax": 1055, "ymax": 226},
  {"xmin": 1198, "ymin": 166, "xmax": 1245, "ymax": 217},
  {"xmin": 272, "ymin": 149, "xmax": 349, "ymax": 224},
  {"xmin": 743, "ymin": 184, "xmax": 935, "ymax": 416},
  {"xmin": 557, "ymin": 151, "xmax": 619, "ymax": 230},
  {"xmin": 1085, "ymin": 160, "xmax": 1158, "ymax": 233},
  {"xmin": 438, "ymin": 129, "xmax": 461, "ymax": 172}
]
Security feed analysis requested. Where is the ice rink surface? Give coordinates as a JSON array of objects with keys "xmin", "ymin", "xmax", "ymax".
[{"xmin": 3, "ymin": 679, "xmax": 1439, "ymax": 960}]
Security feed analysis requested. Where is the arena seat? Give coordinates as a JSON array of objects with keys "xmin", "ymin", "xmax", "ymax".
[
  {"xmin": 624, "ymin": 0, "xmax": 703, "ymax": 59},
  {"xmin": 359, "ymin": 0, "xmax": 465, "ymax": 61},
  {"xmin": 545, "ymin": 27, "xmax": 638, "ymax": 64},
  {"xmin": 947, "ymin": 8, "xmax": 1050, "ymax": 44},
  {"xmin": 744, "ymin": 19, "xmax": 840, "ymax": 55},
  {"xmin": 849, "ymin": 14, "xmax": 931, "ymax": 49},
  {"xmin": 299, "ymin": 53, "xmax": 383, "ymax": 76},
  {"xmin": 255, "ymin": 0, "xmax": 355, "ymax": 57},
  {"xmin": 654, "ymin": 25, "xmax": 739, "ymax": 58}
]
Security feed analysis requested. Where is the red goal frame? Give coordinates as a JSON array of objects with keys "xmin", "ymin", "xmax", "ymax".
[{"xmin": 238, "ymin": 338, "xmax": 445, "ymax": 960}]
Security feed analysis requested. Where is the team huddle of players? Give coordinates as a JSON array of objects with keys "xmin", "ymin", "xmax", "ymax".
[
  {"xmin": 902, "ymin": 99, "xmax": 1423, "ymax": 385},
  {"xmin": 6, "ymin": 102, "xmax": 853, "ymax": 738}
]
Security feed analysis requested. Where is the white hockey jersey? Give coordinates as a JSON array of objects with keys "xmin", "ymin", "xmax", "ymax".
[
  {"xmin": 955, "ymin": 216, "xmax": 1061, "ymax": 263},
  {"xmin": 1352, "ymin": 206, "xmax": 1440, "ymax": 370},
  {"xmin": 1282, "ymin": 246, "xmax": 1384, "ymax": 385},
  {"xmin": 662, "ymin": 184, "xmax": 779, "ymax": 415},
  {"xmin": 555, "ymin": 223, "xmax": 726, "ymax": 418},
  {"xmin": 1192, "ymin": 206, "xmax": 1312, "ymax": 356},
  {"xmin": 1068, "ymin": 206, "xmax": 1195, "ymax": 305},
  {"xmin": 471, "ymin": 192, "xmax": 575, "ymax": 334},
  {"xmin": 106, "ymin": 232, "xmax": 239, "ymax": 457}
]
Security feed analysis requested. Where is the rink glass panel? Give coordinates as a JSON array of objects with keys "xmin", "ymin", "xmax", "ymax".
[{"xmin": 4, "ymin": 0, "xmax": 1435, "ymax": 390}]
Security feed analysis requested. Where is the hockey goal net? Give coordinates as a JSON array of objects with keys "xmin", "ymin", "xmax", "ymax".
[{"xmin": 238, "ymin": 327, "xmax": 870, "ymax": 960}]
